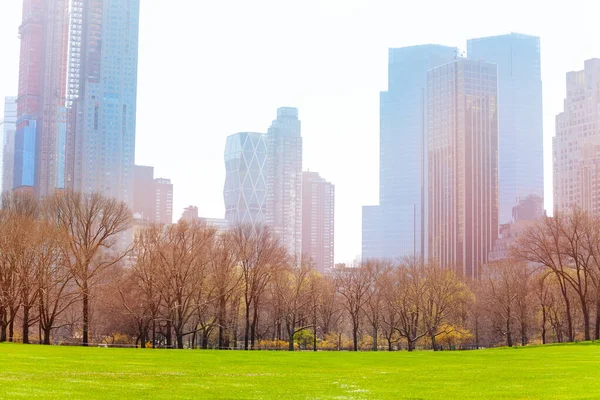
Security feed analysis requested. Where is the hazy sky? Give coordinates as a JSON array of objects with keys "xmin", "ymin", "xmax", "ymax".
[{"xmin": 0, "ymin": 0, "xmax": 598, "ymax": 263}]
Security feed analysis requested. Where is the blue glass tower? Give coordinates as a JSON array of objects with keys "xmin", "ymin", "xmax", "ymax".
[
  {"xmin": 66, "ymin": 0, "xmax": 140, "ymax": 208},
  {"xmin": 362, "ymin": 45, "xmax": 457, "ymax": 261},
  {"xmin": 467, "ymin": 33, "xmax": 544, "ymax": 224}
]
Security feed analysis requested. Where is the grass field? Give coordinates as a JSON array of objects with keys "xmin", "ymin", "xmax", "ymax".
[{"xmin": 1, "ymin": 342, "xmax": 600, "ymax": 399}]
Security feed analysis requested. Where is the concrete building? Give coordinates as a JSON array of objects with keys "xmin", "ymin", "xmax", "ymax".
[
  {"xmin": 180, "ymin": 206, "xmax": 199, "ymax": 222},
  {"xmin": 14, "ymin": 0, "xmax": 68, "ymax": 195},
  {"xmin": 1, "ymin": 97, "xmax": 17, "ymax": 193},
  {"xmin": 154, "ymin": 178, "xmax": 173, "ymax": 225},
  {"xmin": 223, "ymin": 132, "xmax": 268, "ymax": 228},
  {"xmin": 132, "ymin": 165, "xmax": 173, "ymax": 224},
  {"xmin": 266, "ymin": 108, "xmax": 303, "ymax": 258},
  {"xmin": 362, "ymin": 44, "xmax": 457, "ymax": 262},
  {"xmin": 427, "ymin": 58, "xmax": 499, "ymax": 279},
  {"xmin": 553, "ymin": 59, "xmax": 600, "ymax": 214},
  {"xmin": 302, "ymin": 171, "xmax": 334, "ymax": 272},
  {"xmin": 66, "ymin": 0, "xmax": 140, "ymax": 209},
  {"xmin": 468, "ymin": 33, "xmax": 544, "ymax": 224}
]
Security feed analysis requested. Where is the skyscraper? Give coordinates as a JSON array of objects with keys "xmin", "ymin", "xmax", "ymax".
[
  {"xmin": 266, "ymin": 107, "xmax": 303, "ymax": 258},
  {"xmin": 223, "ymin": 132, "xmax": 268, "ymax": 227},
  {"xmin": 1, "ymin": 97, "xmax": 17, "ymax": 193},
  {"xmin": 468, "ymin": 33, "xmax": 544, "ymax": 224},
  {"xmin": 14, "ymin": 0, "xmax": 69, "ymax": 195},
  {"xmin": 362, "ymin": 45, "xmax": 457, "ymax": 261},
  {"xmin": 553, "ymin": 59, "xmax": 600, "ymax": 214},
  {"xmin": 427, "ymin": 58, "xmax": 499, "ymax": 280},
  {"xmin": 66, "ymin": 0, "xmax": 140, "ymax": 208},
  {"xmin": 154, "ymin": 178, "xmax": 173, "ymax": 225},
  {"xmin": 302, "ymin": 171, "xmax": 334, "ymax": 272}
]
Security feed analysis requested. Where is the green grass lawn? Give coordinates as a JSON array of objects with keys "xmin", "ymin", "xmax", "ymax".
[{"xmin": 1, "ymin": 342, "xmax": 600, "ymax": 399}]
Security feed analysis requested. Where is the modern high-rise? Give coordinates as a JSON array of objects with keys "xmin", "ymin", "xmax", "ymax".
[
  {"xmin": 66, "ymin": 0, "xmax": 140, "ymax": 209},
  {"xmin": 553, "ymin": 59, "xmax": 600, "ymax": 214},
  {"xmin": 180, "ymin": 206, "xmax": 199, "ymax": 222},
  {"xmin": 468, "ymin": 33, "xmax": 544, "ymax": 224},
  {"xmin": 14, "ymin": 0, "xmax": 69, "ymax": 195},
  {"xmin": 223, "ymin": 132, "xmax": 268, "ymax": 227},
  {"xmin": 132, "ymin": 165, "xmax": 173, "ymax": 224},
  {"xmin": 427, "ymin": 58, "xmax": 499, "ymax": 280},
  {"xmin": 154, "ymin": 178, "xmax": 173, "ymax": 225},
  {"xmin": 266, "ymin": 107, "xmax": 303, "ymax": 259},
  {"xmin": 362, "ymin": 45, "xmax": 457, "ymax": 261},
  {"xmin": 1, "ymin": 97, "xmax": 17, "ymax": 193},
  {"xmin": 302, "ymin": 171, "xmax": 334, "ymax": 273}
]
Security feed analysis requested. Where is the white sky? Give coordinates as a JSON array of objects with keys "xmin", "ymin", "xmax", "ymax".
[{"xmin": 0, "ymin": 0, "xmax": 598, "ymax": 263}]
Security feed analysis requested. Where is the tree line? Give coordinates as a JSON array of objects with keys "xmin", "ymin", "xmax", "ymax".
[{"xmin": 1, "ymin": 191, "xmax": 600, "ymax": 350}]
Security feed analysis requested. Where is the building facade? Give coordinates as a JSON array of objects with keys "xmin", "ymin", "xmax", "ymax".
[
  {"xmin": 427, "ymin": 58, "xmax": 499, "ymax": 279},
  {"xmin": 1, "ymin": 97, "xmax": 17, "ymax": 193},
  {"xmin": 302, "ymin": 171, "xmax": 334, "ymax": 273},
  {"xmin": 468, "ymin": 33, "xmax": 544, "ymax": 224},
  {"xmin": 132, "ymin": 165, "xmax": 173, "ymax": 224},
  {"xmin": 154, "ymin": 178, "xmax": 173, "ymax": 225},
  {"xmin": 14, "ymin": 0, "xmax": 69, "ymax": 195},
  {"xmin": 362, "ymin": 45, "xmax": 457, "ymax": 262},
  {"xmin": 553, "ymin": 59, "xmax": 600, "ymax": 214},
  {"xmin": 266, "ymin": 108, "xmax": 303, "ymax": 258},
  {"xmin": 181, "ymin": 205, "xmax": 199, "ymax": 222},
  {"xmin": 223, "ymin": 132, "xmax": 268, "ymax": 228},
  {"xmin": 66, "ymin": 0, "xmax": 140, "ymax": 209}
]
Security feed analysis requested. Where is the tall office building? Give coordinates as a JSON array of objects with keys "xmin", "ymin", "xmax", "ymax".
[
  {"xmin": 1, "ymin": 97, "xmax": 17, "ymax": 193},
  {"xmin": 427, "ymin": 58, "xmax": 499, "ymax": 280},
  {"xmin": 66, "ymin": 0, "xmax": 140, "ymax": 208},
  {"xmin": 362, "ymin": 45, "xmax": 457, "ymax": 261},
  {"xmin": 132, "ymin": 165, "xmax": 173, "ymax": 224},
  {"xmin": 14, "ymin": 0, "xmax": 69, "ymax": 195},
  {"xmin": 302, "ymin": 171, "xmax": 334, "ymax": 273},
  {"xmin": 266, "ymin": 107, "xmax": 303, "ymax": 258},
  {"xmin": 154, "ymin": 178, "xmax": 173, "ymax": 225},
  {"xmin": 468, "ymin": 33, "xmax": 544, "ymax": 224},
  {"xmin": 180, "ymin": 205, "xmax": 199, "ymax": 222},
  {"xmin": 553, "ymin": 59, "xmax": 600, "ymax": 214},
  {"xmin": 223, "ymin": 132, "xmax": 268, "ymax": 227}
]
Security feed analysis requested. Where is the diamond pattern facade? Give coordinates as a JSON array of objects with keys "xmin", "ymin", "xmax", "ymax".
[{"xmin": 224, "ymin": 132, "xmax": 268, "ymax": 227}]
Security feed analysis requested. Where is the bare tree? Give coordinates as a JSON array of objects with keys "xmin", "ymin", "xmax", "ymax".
[
  {"xmin": 231, "ymin": 224, "xmax": 286, "ymax": 350},
  {"xmin": 47, "ymin": 191, "xmax": 132, "ymax": 346},
  {"xmin": 334, "ymin": 263, "xmax": 370, "ymax": 351}
]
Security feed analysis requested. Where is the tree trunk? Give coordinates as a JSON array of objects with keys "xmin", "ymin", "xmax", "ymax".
[
  {"xmin": 9, "ymin": 314, "xmax": 15, "ymax": 342},
  {"xmin": 0, "ymin": 308, "xmax": 6, "ymax": 342},
  {"xmin": 152, "ymin": 320, "xmax": 156, "ymax": 348},
  {"xmin": 244, "ymin": 302, "xmax": 250, "ymax": 350},
  {"xmin": 251, "ymin": 303, "xmax": 259, "ymax": 350},
  {"xmin": 353, "ymin": 327, "xmax": 358, "ymax": 352},
  {"xmin": 166, "ymin": 320, "xmax": 172, "ymax": 348},
  {"xmin": 202, "ymin": 330, "xmax": 209, "ymax": 349},
  {"xmin": 82, "ymin": 281, "xmax": 89, "ymax": 346},
  {"xmin": 506, "ymin": 318, "xmax": 513, "ymax": 347},
  {"xmin": 541, "ymin": 307, "xmax": 547, "ymax": 345},
  {"xmin": 430, "ymin": 333, "xmax": 438, "ymax": 351},
  {"xmin": 408, "ymin": 338, "xmax": 415, "ymax": 352},
  {"xmin": 22, "ymin": 303, "xmax": 30, "ymax": 344},
  {"xmin": 582, "ymin": 301, "xmax": 591, "ymax": 341},
  {"xmin": 387, "ymin": 337, "xmax": 392, "ymax": 351},
  {"xmin": 43, "ymin": 327, "xmax": 51, "ymax": 345},
  {"xmin": 176, "ymin": 333, "xmax": 184, "ymax": 349},
  {"xmin": 288, "ymin": 331, "xmax": 294, "ymax": 351},
  {"xmin": 372, "ymin": 325, "xmax": 378, "ymax": 351}
]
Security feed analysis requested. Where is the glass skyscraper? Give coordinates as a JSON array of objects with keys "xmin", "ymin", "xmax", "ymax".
[
  {"xmin": 1, "ymin": 97, "xmax": 17, "ymax": 193},
  {"xmin": 468, "ymin": 33, "xmax": 544, "ymax": 224},
  {"xmin": 266, "ymin": 107, "xmax": 303, "ymax": 259},
  {"xmin": 427, "ymin": 58, "xmax": 499, "ymax": 280},
  {"xmin": 224, "ymin": 132, "xmax": 268, "ymax": 227},
  {"xmin": 14, "ymin": 0, "xmax": 69, "ymax": 195},
  {"xmin": 362, "ymin": 45, "xmax": 457, "ymax": 261},
  {"xmin": 66, "ymin": 0, "xmax": 140, "ymax": 208}
]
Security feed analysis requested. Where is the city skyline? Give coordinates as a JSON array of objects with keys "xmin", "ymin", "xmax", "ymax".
[{"xmin": 0, "ymin": 1, "xmax": 597, "ymax": 263}]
